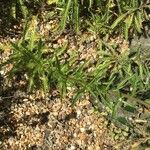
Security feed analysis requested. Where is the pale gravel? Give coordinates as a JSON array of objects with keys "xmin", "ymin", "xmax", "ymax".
[{"xmin": 0, "ymin": 91, "xmax": 115, "ymax": 150}]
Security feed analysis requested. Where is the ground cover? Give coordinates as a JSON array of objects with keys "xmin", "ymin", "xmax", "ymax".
[{"xmin": 0, "ymin": 0, "xmax": 150, "ymax": 149}]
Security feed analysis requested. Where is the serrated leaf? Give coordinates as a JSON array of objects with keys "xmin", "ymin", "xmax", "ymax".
[
  {"xmin": 60, "ymin": 0, "xmax": 72, "ymax": 30},
  {"xmin": 73, "ymin": 0, "xmax": 79, "ymax": 33},
  {"xmin": 18, "ymin": 0, "xmax": 28, "ymax": 18},
  {"xmin": 111, "ymin": 13, "xmax": 127, "ymax": 29},
  {"xmin": 143, "ymin": 10, "xmax": 149, "ymax": 20},
  {"xmin": 137, "ymin": 11, "xmax": 143, "ymax": 27},
  {"xmin": 124, "ymin": 14, "xmax": 134, "ymax": 39},
  {"xmin": 89, "ymin": 0, "xmax": 93, "ymax": 8},
  {"xmin": 41, "ymin": 74, "xmax": 49, "ymax": 94},
  {"xmin": 11, "ymin": 3, "xmax": 16, "ymax": 19},
  {"xmin": 117, "ymin": 75, "xmax": 133, "ymax": 90},
  {"xmin": 134, "ymin": 16, "xmax": 142, "ymax": 33}
]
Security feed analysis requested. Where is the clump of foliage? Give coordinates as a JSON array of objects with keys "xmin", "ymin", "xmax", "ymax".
[
  {"xmin": 1, "ymin": 16, "xmax": 150, "ymax": 120},
  {"xmin": 5, "ymin": 0, "xmax": 150, "ymax": 39},
  {"xmin": 1, "ymin": 17, "xmax": 85, "ymax": 96},
  {"xmin": 58, "ymin": 0, "xmax": 150, "ymax": 39},
  {"xmin": 1, "ymin": 17, "xmax": 67, "ymax": 93}
]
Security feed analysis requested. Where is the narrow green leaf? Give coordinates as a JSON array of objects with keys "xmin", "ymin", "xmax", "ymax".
[
  {"xmin": 11, "ymin": 2, "xmax": 16, "ymax": 19},
  {"xmin": 137, "ymin": 11, "xmax": 143, "ymax": 27},
  {"xmin": 60, "ymin": 0, "xmax": 72, "ymax": 30},
  {"xmin": 123, "ymin": 104, "xmax": 136, "ymax": 113},
  {"xmin": 124, "ymin": 14, "xmax": 134, "ymax": 39},
  {"xmin": 73, "ymin": 0, "xmax": 79, "ymax": 33},
  {"xmin": 117, "ymin": 76, "xmax": 133, "ymax": 90},
  {"xmin": 134, "ymin": 16, "xmax": 142, "ymax": 33},
  {"xmin": 18, "ymin": 0, "xmax": 28, "ymax": 18},
  {"xmin": 71, "ymin": 89, "xmax": 84, "ymax": 106},
  {"xmin": 111, "ymin": 13, "xmax": 128, "ymax": 29}
]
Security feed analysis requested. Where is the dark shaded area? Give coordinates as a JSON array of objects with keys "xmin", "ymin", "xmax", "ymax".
[
  {"xmin": 0, "ymin": 88, "xmax": 21, "ymax": 141},
  {"xmin": 137, "ymin": 90, "xmax": 150, "ymax": 100},
  {"xmin": 58, "ymin": 111, "xmax": 77, "ymax": 123},
  {"xmin": 140, "ymin": 140, "xmax": 150, "ymax": 149},
  {"xmin": 0, "ymin": 76, "xmax": 28, "ymax": 141},
  {"xmin": 18, "ymin": 111, "xmax": 50, "ymax": 127},
  {"xmin": 39, "ymin": 111, "xmax": 50, "ymax": 124},
  {"xmin": 0, "ymin": 0, "xmax": 22, "ymax": 39},
  {"xmin": 0, "ymin": 79, "xmax": 50, "ymax": 143},
  {"xmin": 129, "ymin": 21, "xmax": 150, "ymax": 49},
  {"xmin": 0, "ymin": 0, "xmax": 47, "ymax": 39}
]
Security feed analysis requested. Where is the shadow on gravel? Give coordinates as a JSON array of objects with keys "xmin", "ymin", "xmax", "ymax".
[
  {"xmin": 0, "ymin": 77, "xmax": 26, "ymax": 142},
  {"xmin": 0, "ymin": 0, "xmax": 22, "ymax": 39},
  {"xmin": 0, "ymin": 0, "xmax": 45, "ymax": 39},
  {"xmin": 0, "ymin": 75, "xmax": 49, "ymax": 143}
]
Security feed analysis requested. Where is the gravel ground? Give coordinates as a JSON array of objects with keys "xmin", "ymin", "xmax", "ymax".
[{"xmin": 0, "ymin": 89, "xmax": 115, "ymax": 150}]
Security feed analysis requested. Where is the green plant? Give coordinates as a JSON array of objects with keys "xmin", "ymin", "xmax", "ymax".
[
  {"xmin": 57, "ymin": 0, "xmax": 102, "ymax": 32},
  {"xmin": 57, "ymin": 0, "xmax": 150, "ymax": 39},
  {"xmin": 110, "ymin": 0, "xmax": 150, "ymax": 39},
  {"xmin": 86, "ymin": 13, "xmax": 111, "ymax": 38},
  {"xmin": 0, "ymin": 17, "xmax": 83, "ymax": 96},
  {"xmin": 1, "ymin": 17, "xmax": 56, "ymax": 93},
  {"xmin": 11, "ymin": 0, "xmax": 29, "ymax": 19},
  {"xmin": 68, "ymin": 41, "xmax": 150, "ymax": 126},
  {"xmin": 1, "ymin": 0, "xmax": 150, "ymax": 129},
  {"xmin": 10, "ymin": 0, "xmax": 45, "ymax": 20},
  {"xmin": 58, "ymin": 0, "xmax": 80, "ymax": 32}
]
